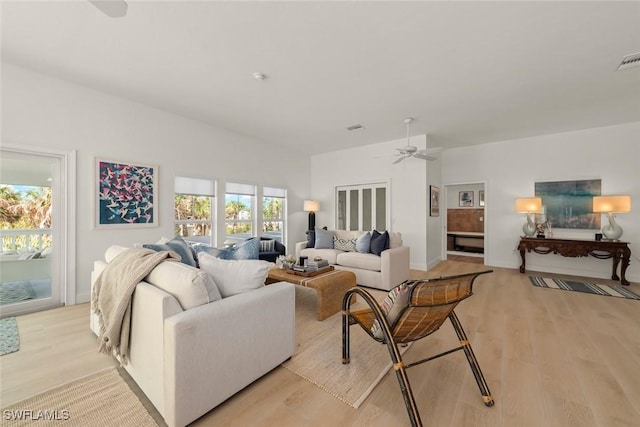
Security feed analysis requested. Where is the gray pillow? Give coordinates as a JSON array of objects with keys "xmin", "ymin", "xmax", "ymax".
[
  {"xmin": 314, "ymin": 228, "xmax": 335, "ymax": 249},
  {"xmin": 143, "ymin": 236, "xmax": 197, "ymax": 267},
  {"xmin": 355, "ymin": 231, "xmax": 372, "ymax": 253}
]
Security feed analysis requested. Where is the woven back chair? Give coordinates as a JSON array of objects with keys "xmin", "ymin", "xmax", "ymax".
[{"xmin": 342, "ymin": 270, "xmax": 494, "ymax": 427}]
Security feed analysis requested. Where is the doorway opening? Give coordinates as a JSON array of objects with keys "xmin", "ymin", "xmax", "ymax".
[{"xmin": 443, "ymin": 182, "xmax": 486, "ymax": 264}]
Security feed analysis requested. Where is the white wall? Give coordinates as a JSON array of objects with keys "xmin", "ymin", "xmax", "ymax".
[
  {"xmin": 1, "ymin": 63, "xmax": 311, "ymax": 302},
  {"xmin": 310, "ymin": 135, "xmax": 429, "ymax": 270},
  {"xmin": 442, "ymin": 122, "xmax": 640, "ymax": 282}
]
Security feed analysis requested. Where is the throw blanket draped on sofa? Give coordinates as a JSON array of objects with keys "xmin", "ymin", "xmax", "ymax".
[{"xmin": 91, "ymin": 248, "xmax": 180, "ymax": 363}]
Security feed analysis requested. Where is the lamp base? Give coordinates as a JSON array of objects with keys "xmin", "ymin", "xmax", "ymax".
[
  {"xmin": 522, "ymin": 213, "xmax": 536, "ymax": 237},
  {"xmin": 602, "ymin": 212, "xmax": 623, "ymax": 241}
]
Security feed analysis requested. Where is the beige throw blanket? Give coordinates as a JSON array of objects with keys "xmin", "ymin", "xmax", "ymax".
[{"xmin": 91, "ymin": 248, "xmax": 180, "ymax": 363}]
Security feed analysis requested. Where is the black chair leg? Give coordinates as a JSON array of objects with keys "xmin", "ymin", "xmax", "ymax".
[
  {"xmin": 448, "ymin": 312, "xmax": 494, "ymax": 407},
  {"xmin": 385, "ymin": 340, "xmax": 423, "ymax": 427}
]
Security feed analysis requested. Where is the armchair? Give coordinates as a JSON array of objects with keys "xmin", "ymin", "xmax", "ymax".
[{"xmin": 258, "ymin": 237, "xmax": 286, "ymax": 262}]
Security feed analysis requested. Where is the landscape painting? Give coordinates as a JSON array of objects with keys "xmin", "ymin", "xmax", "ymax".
[{"xmin": 534, "ymin": 179, "xmax": 601, "ymax": 229}]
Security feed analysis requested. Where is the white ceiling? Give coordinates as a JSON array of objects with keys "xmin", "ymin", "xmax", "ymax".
[{"xmin": 2, "ymin": 1, "xmax": 639, "ymax": 154}]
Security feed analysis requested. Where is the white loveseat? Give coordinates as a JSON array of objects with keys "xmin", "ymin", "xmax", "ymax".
[
  {"xmin": 90, "ymin": 246, "xmax": 295, "ymax": 427},
  {"xmin": 295, "ymin": 230, "xmax": 410, "ymax": 291}
]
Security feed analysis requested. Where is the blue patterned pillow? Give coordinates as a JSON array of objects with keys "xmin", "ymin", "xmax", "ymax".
[
  {"xmin": 333, "ymin": 235, "xmax": 356, "ymax": 251},
  {"xmin": 193, "ymin": 238, "xmax": 260, "ymax": 260},
  {"xmin": 143, "ymin": 236, "xmax": 197, "ymax": 267}
]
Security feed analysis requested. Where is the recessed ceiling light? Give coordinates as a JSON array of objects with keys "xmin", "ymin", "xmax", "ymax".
[
  {"xmin": 617, "ymin": 52, "xmax": 640, "ymax": 71},
  {"xmin": 346, "ymin": 124, "xmax": 365, "ymax": 132},
  {"xmin": 253, "ymin": 72, "xmax": 267, "ymax": 81}
]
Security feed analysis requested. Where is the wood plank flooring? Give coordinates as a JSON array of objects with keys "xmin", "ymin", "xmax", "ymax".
[{"xmin": 1, "ymin": 261, "xmax": 639, "ymax": 426}]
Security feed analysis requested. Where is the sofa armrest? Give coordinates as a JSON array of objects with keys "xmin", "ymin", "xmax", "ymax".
[
  {"xmin": 163, "ymin": 282, "xmax": 295, "ymax": 427},
  {"xmin": 380, "ymin": 246, "xmax": 410, "ymax": 289},
  {"xmin": 295, "ymin": 241, "xmax": 308, "ymax": 259}
]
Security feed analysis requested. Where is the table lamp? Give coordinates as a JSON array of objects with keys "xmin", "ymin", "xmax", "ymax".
[
  {"xmin": 515, "ymin": 197, "xmax": 543, "ymax": 237},
  {"xmin": 303, "ymin": 200, "xmax": 320, "ymax": 231},
  {"xmin": 592, "ymin": 195, "xmax": 631, "ymax": 241}
]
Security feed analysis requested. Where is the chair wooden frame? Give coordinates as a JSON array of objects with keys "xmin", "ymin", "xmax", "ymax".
[{"xmin": 342, "ymin": 270, "xmax": 494, "ymax": 427}]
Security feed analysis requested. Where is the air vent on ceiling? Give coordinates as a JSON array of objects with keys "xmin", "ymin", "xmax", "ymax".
[
  {"xmin": 346, "ymin": 124, "xmax": 365, "ymax": 132},
  {"xmin": 617, "ymin": 52, "xmax": 640, "ymax": 71}
]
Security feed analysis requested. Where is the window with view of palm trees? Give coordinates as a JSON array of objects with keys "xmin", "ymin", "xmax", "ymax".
[
  {"xmin": 1, "ymin": 184, "xmax": 52, "ymax": 251},
  {"xmin": 262, "ymin": 186, "xmax": 286, "ymax": 243}
]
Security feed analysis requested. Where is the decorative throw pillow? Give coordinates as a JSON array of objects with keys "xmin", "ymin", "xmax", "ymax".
[
  {"xmin": 371, "ymin": 281, "xmax": 413, "ymax": 340},
  {"xmin": 259, "ymin": 239, "xmax": 275, "ymax": 252},
  {"xmin": 193, "ymin": 238, "xmax": 260, "ymax": 260},
  {"xmin": 314, "ymin": 227, "xmax": 335, "ymax": 249},
  {"xmin": 355, "ymin": 231, "xmax": 372, "ymax": 253},
  {"xmin": 306, "ymin": 229, "xmax": 316, "ymax": 248},
  {"xmin": 197, "ymin": 252, "xmax": 271, "ymax": 298},
  {"xmin": 369, "ymin": 230, "xmax": 390, "ymax": 256},
  {"xmin": 333, "ymin": 235, "xmax": 357, "ymax": 252},
  {"xmin": 143, "ymin": 236, "xmax": 197, "ymax": 267},
  {"xmin": 145, "ymin": 261, "xmax": 221, "ymax": 309}
]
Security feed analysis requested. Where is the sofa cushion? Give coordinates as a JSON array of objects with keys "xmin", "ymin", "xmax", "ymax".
[
  {"xmin": 193, "ymin": 238, "xmax": 259, "ymax": 260},
  {"xmin": 355, "ymin": 231, "xmax": 372, "ymax": 253},
  {"xmin": 314, "ymin": 228, "xmax": 335, "ymax": 249},
  {"xmin": 389, "ymin": 232, "xmax": 402, "ymax": 249},
  {"xmin": 371, "ymin": 281, "xmax": 413, "ymax": 340},
  {"xmin": 336, "ymin": 251, "xmax": 381, "ymax": 272},
  {"xmin": 333, "ymin": 235, "xmax": 356, "ymax": 252},
  {"xmin": 197, "ymin": 252, "xmax": 271, "ymax": 298},
  {"xmin": 145, "ymin": 260, "xmax": 221, "ymax": 310},
  {"xmin": 370, "ymin": 230, "xmax": 390, "ymax": 256},
  {"xmin": 300, "ymin": 248, "xmax": 342, "ymax": 265},
  {"xmin": 143, "ymin": 236, "xmax": 198, "ymax": 267}
]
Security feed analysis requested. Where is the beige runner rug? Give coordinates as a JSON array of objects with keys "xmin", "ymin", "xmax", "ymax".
[
  {"xmin": 1, "ymin": 368, "xmax": 160, "ymax": 426},
  {"xmin": 282, "ymin": 286, "xmax": 410, "ymax": 408}
]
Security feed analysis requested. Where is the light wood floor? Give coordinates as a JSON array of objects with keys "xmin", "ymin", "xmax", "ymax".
[{"xmin": 2, "ymin": 261, "xmax": 639, "ymax": 426}]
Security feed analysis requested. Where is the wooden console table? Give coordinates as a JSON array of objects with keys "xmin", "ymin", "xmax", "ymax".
[{"xmin": 518, "ymin": 237, "xmax": 631, "ymax": 285}]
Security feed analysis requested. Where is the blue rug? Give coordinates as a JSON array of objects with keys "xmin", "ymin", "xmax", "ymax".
[
  {"xmin": 529, "ymin": 276, "xmax": 640, "ymax": 300},
  {"xmin": 0, "ymin": 317, "xmax": 20, "ymax": 356}
]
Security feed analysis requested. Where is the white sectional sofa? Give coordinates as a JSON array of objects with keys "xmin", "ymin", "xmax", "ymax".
[
  {"xmin": 90, "ymin": 245, "xmax": 295, "ymax": 427},
  {"xmin": 295, "ymin": 230, "xmax": 410, "ymax": 291}
]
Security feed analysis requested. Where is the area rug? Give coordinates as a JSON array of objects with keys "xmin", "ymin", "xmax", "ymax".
[
  {"xmin": 1, "ymin": 368, "xmax": 160, "ymax": 426},
  {"xmin": 0, "ymin": 281, "xmax": 36, "ymax": 305},
  {"xmin": 529, "ymin": 276, "xmax": 640, "ymax": 300},
  {"xmin": 282, "ymin": 287, "xmax": 410, "ymax": 408},
  {"xmin": 0, "ymin": 317, "xmax": 20, "ymax": 356}
]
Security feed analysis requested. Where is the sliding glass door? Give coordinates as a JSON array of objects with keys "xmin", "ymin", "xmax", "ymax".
[{"xmin": 0, "ymin": 149, "xmax": 65, "ymax": 316}]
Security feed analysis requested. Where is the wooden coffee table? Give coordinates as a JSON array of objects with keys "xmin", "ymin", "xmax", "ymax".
[{"xmin": 266, "ymin": 267, "xmax": 356, "ymax": 321}]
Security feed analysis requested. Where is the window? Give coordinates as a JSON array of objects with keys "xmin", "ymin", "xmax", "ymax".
[
  {"xmin": 263, "ymin": 187, "xmax": 286, "ymax": 243},
  {"xmin": 225, "ymin": 182, "xmax": 255, "ymax": 243},
  {"xmin": 336, "ymin": 182, "xmax": 389, "ymax": 231},
  {"xmin": 174, "ymin": 177, "xmax": 215, "ymax": 245}
]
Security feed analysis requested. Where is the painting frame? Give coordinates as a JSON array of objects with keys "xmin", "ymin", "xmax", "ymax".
[
  {"xmin": 94, "ymin": 158, "xmax": 158, "ymax": 229},
  {"xmin": 534, "ymin": 179, "xmax": 601, "ymax": 230},
  {"xmin": 479, "ymin": 190, "xmax": 485, "ymax": 207},
  {"xmin": 459, "ymin": 191, "xmax": 474, "ymax": 207},
  {"xmin": 429, "ymin": 185, "xmax": 440, "ymax": 217}
]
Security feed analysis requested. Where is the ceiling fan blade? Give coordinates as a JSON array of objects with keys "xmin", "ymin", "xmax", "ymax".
[
  {"xmin": 414, "ymin": 150, "xmax": 437, "ymax": 161},
  {"xmin": 392, "ymin": 155, "xmax": 408, "ymax": 164},
  {"xmin": 89, "ymin": 0, "xmax": 128, "ymax": 18}
]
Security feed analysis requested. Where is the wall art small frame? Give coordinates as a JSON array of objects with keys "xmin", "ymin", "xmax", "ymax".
[
  {"xmin": 94, "ymin": 158, "xmax": 158, "ymax": 228},
  {"xmin": 479, "ymin": 190, "xmax": 485, "ymax": 207},
  {"xmin": 459, "ymin": 191, "xmax": 474, "ymax": 207},
  {"xmin": 430, "ymin": 185, "xmax": 440, "ymax": 217}
]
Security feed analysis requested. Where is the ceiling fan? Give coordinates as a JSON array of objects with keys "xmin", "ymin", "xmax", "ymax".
[
  {"xmin": 393, "ymin": 118, "xmax": 436, "ymax": 164},
  {"xmin": 89, "ymin": 0, "xmax": 128, "ymax": 18}
]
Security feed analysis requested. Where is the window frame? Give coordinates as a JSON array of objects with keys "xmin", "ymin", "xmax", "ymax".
[{"xmin": 336, "ymin": 182, "xmax": 390, "ymax": 231}]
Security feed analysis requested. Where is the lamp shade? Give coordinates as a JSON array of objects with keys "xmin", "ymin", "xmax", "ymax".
[
  {"xmin": 593, "ymin": 196, "xmax": 631, "ymax": 213},
  {"xmin": 303, "ymin": 200, "xmax": 320, "ymax": 212},
  {"xmin": 515, "ymin": 197, "xmax": 543, "ymax": 213}
]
